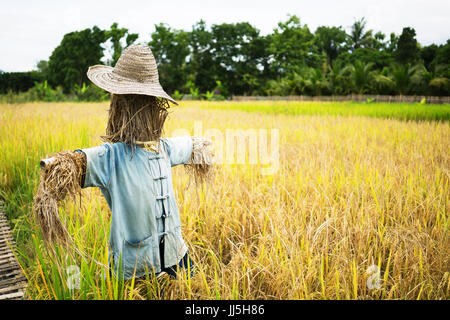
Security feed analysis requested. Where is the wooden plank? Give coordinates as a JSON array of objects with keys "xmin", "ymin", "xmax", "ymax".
[
  {"xmin": 0, "ymin": 283, "xmax": 26, "ymax": 294},
  {"xmin": 0, "ymin": 237, "xmax": 14, "ymax": 244},
  {"xmin": 0, "ymin": 252, "xmax": 16, "ymax": 260},
  {"xmin": 0, "ymin": 245, "xmax": 12, "ymax": 252},
  {"xmin": 0, "ymin": 236, "xmax": 14, "ymax": 243},
  {"xmin": 0, "ymin": 269, "xmax": 23, "ymax": 280},
  {"xmin": 0, "ymin": 291, "xmax": 24, "ymax": 300},
  {"xmin": 0, "ymin": 264, "xmax": 18, "ymax": 274},
  {"xmin": 0, "ymin": 231, "xmax": 14, "ymax": 236},
  {"xmin": 0, "ymin": 258, "xmax": 17, "ymax": 267},
  {"xmin": 0, "ymin": 201, "xmax": 26, "ymax": 300},
  {"xmin": 0, "ymin": 275, "xmax": 27, "ymax": 288}
]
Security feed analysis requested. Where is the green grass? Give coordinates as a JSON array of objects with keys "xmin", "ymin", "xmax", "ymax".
[{"xmin": 191, "ymin": 101, "xmax": 450, "ymax": 122}]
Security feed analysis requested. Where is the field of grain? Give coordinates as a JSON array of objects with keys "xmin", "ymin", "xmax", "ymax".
[{"xmin": 0, "ymin": 101, "xmax": 448, "ymax": 300}]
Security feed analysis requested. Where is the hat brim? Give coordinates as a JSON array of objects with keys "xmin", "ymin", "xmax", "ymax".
[{"xmin": 87, "ymin": 65, "xmax": 178, "ymax": 105}]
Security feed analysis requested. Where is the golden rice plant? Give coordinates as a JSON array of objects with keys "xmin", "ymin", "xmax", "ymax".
[{"xmin": 0, "ymin": 101, "xmax": 448, "ymax": 300}]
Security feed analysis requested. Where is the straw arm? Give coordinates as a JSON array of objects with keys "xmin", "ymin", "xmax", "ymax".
[
  {"xmin": 33, "ymin": 151, "xmax": 86, "ymax": 244},
  {"xmin": 184, "ymin": 136, "xmax": 214, "ymax": 183}
]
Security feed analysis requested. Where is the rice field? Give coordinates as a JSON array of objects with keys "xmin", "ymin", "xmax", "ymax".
[{"xmin": 0, "ymin": 101, "xmax": 449, "ymax": 300}]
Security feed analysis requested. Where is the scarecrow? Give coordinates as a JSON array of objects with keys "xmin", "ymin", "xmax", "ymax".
[{"xmin": 33, "ymin": 44, "xmax": 213, "ymax": 280}]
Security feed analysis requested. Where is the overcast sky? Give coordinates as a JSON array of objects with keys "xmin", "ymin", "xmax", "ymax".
[{"xmin": 1, "ymin": 0, "xmax": 449, "ymax": 72}]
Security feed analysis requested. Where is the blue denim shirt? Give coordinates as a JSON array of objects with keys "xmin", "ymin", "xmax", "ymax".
[{"xmin": 76, "ymin": 137, "xmax": 193, "ymax": 279}]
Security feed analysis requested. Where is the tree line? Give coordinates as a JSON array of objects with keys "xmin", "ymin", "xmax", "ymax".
[{"xmin": 1, "ymin": 16, "xmax": 449, "ymax": 100}]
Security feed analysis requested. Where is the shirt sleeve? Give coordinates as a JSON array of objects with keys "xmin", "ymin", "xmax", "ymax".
[
  {"xmin": 162, "ymin": 136, "xmax": 193, "ymax": 167},
  {"xmin": 74, "ymin": 144, "xmax": 113, "ymax": 188}
]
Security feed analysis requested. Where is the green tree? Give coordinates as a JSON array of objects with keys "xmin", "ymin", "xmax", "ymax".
[
  {"xmin": 390, "ymin": 63, "xmax": 425, "ymax": 94},
  {"xmin": 315, "ymin": 26, "xmax": 347, "ymax": 66},
  {"xmin": 386, "ymin": 33, "xmax": 399, "ymax": 53},
  {"xmin": 268, "ymin": 15, "xmax": 320, "ymax": 75},
  {"xmin": 327, "ymin": 61, "xmax": 350, "ymax": 95},
  {"xmin": 395, "ymin": 27, "xmax": 419, "ymax": 64},
  {"xmin": 365, "ymin": 31, "xmax": 388, "ymax": 51},
  {"xmin": 210, "ymin": 22, "xmax": 267, "ymax": 95},
  {"xmin": 0, "ymin": 71, "xmax": 45, "ymax": 93},
  {"xmin": 420, "ymin": 44, "xmax": 438, "ymax": 70},
  {"xmin": 347, "ymin": 18, "xmax": 373, "ymax": 51},
  {"xmin": 428, "ymin": 77, "xmax": 450, "ymax": 96},
  {"xmin": 422, "ymin": 63, "xmax": 449, "ymax": 96},
  {"xmin": 105, "ymin": 22, "xmax": 138, "ymax": 66},
  {"xmin": 149, "ymin": 23, "xmax": 190, "ymax": 94},
  {"xmin": 47, "ymin": 26, "xmax": 106, "ymax": 92},
  {"xmin": 372, "ymin": 67, "xmax": 396, "ymax": 94},
  {"xmin": 335, "ymin": 48, "xmax": 394, "ymax": 70},
  {"xmin": 342, "ymin": 60, "xmax": 376, "ymax": 93},
  {"xmin": 433, "ymin": 40, "xmax": 450, "ymax": 79},
  {"xmin": 36, "ymin": 60, "xmax": 49, "ymax": 77},
  {"xmin": 188, "ymin": 20, "xmax": 216, "ymax": 94}
]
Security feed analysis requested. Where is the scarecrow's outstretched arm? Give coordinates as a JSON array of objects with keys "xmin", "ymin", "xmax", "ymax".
[
  {"xmin": 33, "ymin": 151, "xmax": 86, "ymax": 244},
  {"xmin": 184, "ymin": 136, "xmax": 214, "ymax": 183}
]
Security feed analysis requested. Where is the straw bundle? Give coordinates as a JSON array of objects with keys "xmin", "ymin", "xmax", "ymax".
[
  {"xmin": 33, "ymin": 151, "xmax": 86, "ymax": 245},
  {"xmin": 185, "ymin": 136, "xmax": 214, "ymax": 183}
]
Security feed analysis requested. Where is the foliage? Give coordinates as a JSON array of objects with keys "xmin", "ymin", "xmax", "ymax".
[
  {"xmin": 315, "ymin": 26, "xmax": 347, "ymax": 65},
  {"xmin": 268, "ymin": 15, "xmax": 320, "ymax": 75},
  {"xmin": 172, "ymin": 90, "xmax": 184, "ymax": 101},
  {"xmin": 0, "ymin": 81, "xmax": 108, "ymax": 103},
  {"xmin": 0, "ymin": 71, "xmax": 45, "ymax": 94},
  {"xmin": 335, "ymin": 48, "xmax": 394, "ymax": 70},
  {"xmin": 210, "ymin": 22, "xmax": 267, "ymax": 95},
  {"xmin": 105, "ymin": 22, "xmax": 139, "ymax": 66},
  {"xmin": 149, "ymin": 23, "xmax": 190, "ymax": 94},
  {"xmin": 47, "ymin": 26, "xmax": 106, "ymax": 92},
  {"xmin": 390, "ymin": 63, "xmax": 426, "ymax": 95},
  {"xmin": 2, "ymin": 17, "xmax": 450, "ymax": 99},
  {"xmin": 348, "ymin": 17, "xmax": 373, "ymax": 51},
  {"xmin": 396, "ymin": 27, "xmax": 419, "ymax": 64},
  {"xmin": 72, "ymin": 83, "xmax": 110, "ymax": 101}
]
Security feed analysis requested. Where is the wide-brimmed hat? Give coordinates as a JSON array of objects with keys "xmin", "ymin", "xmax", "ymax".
[{"xmin": 87, "ymin": 43, "xmax": 177, "ymax": 104}]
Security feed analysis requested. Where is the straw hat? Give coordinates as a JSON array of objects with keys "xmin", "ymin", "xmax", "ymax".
[{"xmin": 87, "ymin": 43, "xmax": 177, "ymax": 104}]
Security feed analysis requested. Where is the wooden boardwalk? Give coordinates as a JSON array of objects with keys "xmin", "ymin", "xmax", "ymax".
[{"xmin": 0, "ymin": 200, "xmax": 27, "ymax": 300}]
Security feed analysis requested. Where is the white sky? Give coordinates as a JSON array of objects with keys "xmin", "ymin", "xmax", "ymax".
[{"xmin": 1, "ymin": 0, "xmax": 449, "ymax": 72}]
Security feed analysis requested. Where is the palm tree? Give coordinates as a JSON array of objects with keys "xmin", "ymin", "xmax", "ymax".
[
  {"xmin": 372, "ymin": 69, "xmax": 395, "ymax": 94},
  {"xmin": 343, "ymin": 60, "xmax": 375, "ymax": 94},
  {"xmin": 428, "ymin": 77, "xmax": 450, "ymax": 95},
  {"xmin": 422, "ymin": 64, "xmax": 450, "ymax": 96},
  {"xmin": 289, "ymin": 70, "xmax": 312, "ymax": 95},
  {"xmin": 289, "ymin": 68, "xmax": 330, "ymax": 96},
  {"xmin": 348, "ymin": 17, "xmax": 373, "ymax": 51},
  {"xmin": 327, "ymin": 61, "xmax": 347, "ymax": 94},
  {"xmin": 390, "ymin": 63, "xmax": 425, "ymax": 95}
]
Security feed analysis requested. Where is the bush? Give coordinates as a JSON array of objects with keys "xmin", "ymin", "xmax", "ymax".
[
  {"xmin": 29, "ymin": 81, "xmax": 66, "ymax": 101},
  {"xmin": 0, "ymin": 81, "xmax": 66, "ymax": 103},
  {"xmin": 72, "ymin": 83, "xmax": 109, "ymax": 101},
  {"xmin": 172, "ymin": 90, "xmax": 184, "ymax": 101},
  {"xmin": 0, "ymin": 71, "xmax": 45, "ymax": 94},
  {"xmin": 0, "ymin": 81, "xmax": 110, "ymax": 103}
]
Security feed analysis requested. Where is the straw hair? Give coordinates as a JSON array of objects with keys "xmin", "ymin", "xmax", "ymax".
[
  {"xmin": 101, "ymin": 94, "xmax": 170, "ymax": 155},
  {"xmin": 87, "ymin": 44, "xmax": 178, "ymax": 104}
]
